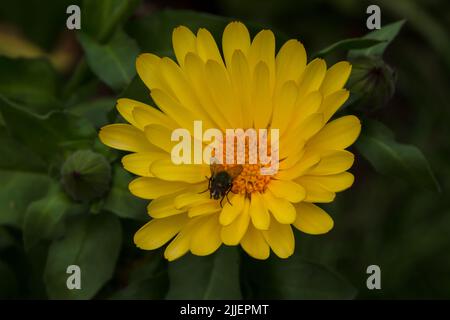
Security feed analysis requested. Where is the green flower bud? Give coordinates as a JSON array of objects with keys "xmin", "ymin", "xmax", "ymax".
[
  {"xmin": 348, "ymin": 56, "xmax": 397, "ymax": 111},
  {"xmin": 60, "ymin": 150, "xmax": 111, "ymax": 202}
]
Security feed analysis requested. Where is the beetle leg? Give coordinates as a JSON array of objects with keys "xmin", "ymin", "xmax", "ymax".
[
  {"xmin": 225, "ymin": 185, "xmax": 233, "ymax": 206},
  {"xmin": 198, "ymin": 176, "xmax": 211, "ymax": 194}
]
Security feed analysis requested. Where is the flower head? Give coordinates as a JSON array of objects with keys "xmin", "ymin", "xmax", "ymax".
[{"xmin": 99, "ymin": 22, "xmax": 361, "ymax": 261}]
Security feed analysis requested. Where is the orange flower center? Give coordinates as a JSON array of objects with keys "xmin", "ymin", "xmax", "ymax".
[
  {"xmin": 225, "ymin": 163, "xmax": 272, "ymax": 194},
  {"xmin": 214, "ymin": 133, "xmax": 273, "ymax": 195}
]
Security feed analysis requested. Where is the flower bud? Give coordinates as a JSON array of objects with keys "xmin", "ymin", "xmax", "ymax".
[
  {"xmin": 348, "ymin": 56, "xmax": 397, "ymax": 111},
  {"xmin": 60, "ymin": 150, "xmax": 111, "ymax": 202}
]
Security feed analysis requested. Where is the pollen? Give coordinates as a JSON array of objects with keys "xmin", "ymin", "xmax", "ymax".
[
  {"xmin": 219, "ymin": 133, "xmax": 273, "ymax": 195},
  {"xmin": 227, "ymin": 163, "xmax": 272, "ymax": 194}
]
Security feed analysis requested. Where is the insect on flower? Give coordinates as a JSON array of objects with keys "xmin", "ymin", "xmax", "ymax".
[{"xmin": 204, "ymin": 160, "xmax": 243, "ymax": 207}]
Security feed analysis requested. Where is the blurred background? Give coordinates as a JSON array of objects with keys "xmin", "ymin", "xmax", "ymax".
[{"xmin": 0, "ymin": 0, "xmax": 449, "ymax": 299}]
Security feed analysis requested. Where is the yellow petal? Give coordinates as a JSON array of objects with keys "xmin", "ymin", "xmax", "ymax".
[
  {"xmin": 150, "ymin": 159, "xmax": 208, "ymax": 183},
  {"xmin": 319, "ymin": 89, "xmax": 349, "ymax": 123},
  {"xmin": 99, "ymin": 124, "xmax": 157, "ymax": 152},
  {"xmin": 205, "ymin": 59, "xmax": 237, "ymax": 127},
  {"xmin": 158, "ymin": 57, "xmax": 206, "ymax": 119},
  {"xmin": 320, "ymin": 61, "xmax": 352, "ymax": 96},
  {"xmin": 129, "ymin": 177, "xmax": 189, "ymax": 199},
  {"xmin": 172, "ymin": 26, "xmax": 197, "ymax": 68},
  {"xmin": 229, "ymin": 50, "xmax": 250, "ymax": 128},
  {"xmin": 136, "ymin": 53, "xmax": 173, "ymax": 94},
  {"xmin": 164, "ymin": 218, "xmax": 200, "ymax": 261},
  {"xmin": 293, "ymin": 203, "xmax": 334, "ymax": 235},
  {"xmin": 296, "ymin": 177, "xmax": 336, "ymax": 203},
  {"xmin": 262, "ymin": 219, "xmax": 294, "ymax": 258},
  {"xmin": 268, "ymin": 179, "xmax": 306, "ymax": 203},
  {"xmin": 297, "ymin": 58, "xmax": 326, "ymax": 99},
  {"xmin": 134, "ymin": 214, "xmax": 188, "ymax": 250},
  {"xmin": 251, "ymin": 61, "xmax": 272, "ymax": 128},
  {"xmin": 271, "ymin": 80, "xmax": 298, "ymax": 135},
  {"xmin": 190, "ymin": 215, "xmax": 222, "ymax": 256},
  {"xmin": 281, "ymin": 113, "xmax": 324, "ymax": 158},
  {"xmin": 156, "ymin": 56, "xmax": 216, "ymax": 128},
  {"xmin": 144, "ymin": 124, "xmax": 174, "ymax": 153},
  {"xmin": 151, "ymin": 88, "xmax": 197, "ymax": 130},
  {"xmin": 290, "ymin": 91, "xmax": 323, "ymax": 128},
  {"xmin": 132, "ymin": 105, "xmax": 177, "ymax": 130},
  {"xmin": 196, "ymin": 28, "xmax": 224, "ymax": 65},
  {"xmin": 262, "ymin": 190, "xmax": 296, "ymax": 224},
  {"xmin": 249, "ymin": 192, "xmax": 270, "ymax": 230},
  {"xmin": 122, "ymin": 151, "xmax": 168, "ymax": 177},
  {"xmin": 188, "ymin": 201, "xmax": 221, "ymax": 217},
  {"xmin": 307, "ymin": 150, "xmax": 354, "ymax": 175},
  {"xmin": 240, "ymin": 224, "xmax": 270, "ymax": 260},
  {"xmin": 147, "ymin": 191, "xmax": 186, "ymax": 218},
  {"xmin": 306, "ymin": 115, "xmax": 361, "ymax": 152},
  {"xmin": 299, "ymin": 113, "xmax": 325, "ymax": 141},
  {"xmin": 183, "ymin": 52, "xmax": 229, "ymax": 129},
  {"xmin": 221, "ymin": 198, "xmax": 250, "ymax": 245},
  {"xmin": 275, "ymin": 39, "xmax": 306, "ymax": 94},
  {"xmin": 222, "ymin": 21, "xmax": 251, "ymax": 67},
  {"xmin": 136, "ymin": 53, "xmax": 160, "ymax": 90},
  {"xmin": 277, "ymin": 154, "xmax": 320, "ymax": 180},
  {"xmin": 303, "ymin": 172, "xmax": 354, "ymax": 192},
  {"xmin": 219, "ymin": 193, "xmax": 245, "ymax": 225},
  {"xmin": 279, "ymin": 148, "xmax": 306, "ymax": 171},
  {"xmin": 174, "ymin": 191, "xmax": 211, "ymax": 209},
  {"xmin": 116, "ymin": 98, "xmax": 146, "ymax": 127},
  {"xmin": 164, "ymin": 234, "xmax": 189, "ymax": 261},
  {"xmin": 248, "ymin": 30, "xmax": 275, "ymax": 86}
]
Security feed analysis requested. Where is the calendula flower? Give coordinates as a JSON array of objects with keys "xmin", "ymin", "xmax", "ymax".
[{"xmin": 99, "ymin": 21, "xmax": 361, "ymax": 261}]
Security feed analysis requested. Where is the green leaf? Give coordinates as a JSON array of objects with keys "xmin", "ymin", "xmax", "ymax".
[
  {"xmin": 24, "ymin": 242, "xmax": 51, "ymax": 298},
  {"xmin": 314, "ymin": 38, "xmax": 385, "ymax": 58},
  {"xmin": 44, "ymin": 213, "xmax": 122, "ymax": 299},
  {"xmin": 375, "ymin": 0, "xmax": 450, "ymax": 69},
  {"xmin": 78, "ymin": 30, "xmax": 139, "ymax": 91},
  {"xmin": 0, "ymin": 97, "xmax": 96, "ymax": 166},
  {"xmin": 0, "ymin": 126, "xmax": 46, "ymax": 172},
  {"xmin": 356, "ymin": 120, "xmax": 440, "ymax": 192},
  {"xmin": 70, "ymin": 98, "xmax": 116, "ymax": 128},
  {"xmin": 92, "ymin": 138, "xmax": 119, "ymax": 163},
  {"xmin": 167, "ymin": 247, "xmax": 242, "ymax": 299},
  {"xmin": 82, "ymin": 0, "xmax": 140, "ymax": 42},
  {"xmin": 0, "ymin": 57, "xmax": 61, "ymax": 115},
  {"xmin": 349, "ymin": 20, "xmax": 406, "ymax": 58},
  {"xmin": 103, "ymin": 167, "xmax": 148, "ymax": 221},
  {"xmin": 0, "ymin": 170, "xmax": 53, "ymax": 228},
  {"xmin": 62, "ymin": 61, "xmax": 97, "ymax": 103},
  {"xmin": 110, "ymin": 255, "xmax": 169, "ymax": 299},
  {"xmin": 23, "ymin": 184, "xmax": 72, "ymax": 251},
  {"xmin": 241, "ymin": 254, "xmax": 356, "ymax": 299},
  {"xmin": 119, "ymin": 75, "xmax": 151, "ymax": 104}
]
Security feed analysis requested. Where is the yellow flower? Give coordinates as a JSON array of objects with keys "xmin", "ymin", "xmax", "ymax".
[{"xmin": 99, "ymin": 22, "xmax": 361, "ymax": 261}]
